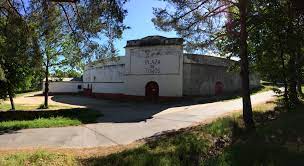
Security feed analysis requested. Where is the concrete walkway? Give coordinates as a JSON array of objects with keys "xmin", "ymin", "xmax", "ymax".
[{"xmin": 0, "ymin": 91, "xmax": 277, "ymax": 149}]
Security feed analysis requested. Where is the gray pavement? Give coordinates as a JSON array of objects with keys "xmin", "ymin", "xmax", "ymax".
[{"xmin": 0, "ymin": 91, "xmax": 277, "ymax": 149}]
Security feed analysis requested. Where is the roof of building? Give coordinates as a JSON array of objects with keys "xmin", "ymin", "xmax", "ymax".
[
  {"xmin": 183, "ymin": 54, "xmax": 237, "ymax": 67},
  {"xmin": 85, "ymin": 36, "xmax": 237, "ymax": 69},
  {"xmin": 85, "ymin": 56, "xmax": 126, "ymax": 70},
  {"xmin": 126, "ymin": 36, "xmax": 184, "ymax": 47},
  {"xmin": 85, "ymin": 54, "xmax": 237, "ymax": 69},
  {"xmin": 43, "ymin": 77, "xmax": 83, "ymax": 82}
]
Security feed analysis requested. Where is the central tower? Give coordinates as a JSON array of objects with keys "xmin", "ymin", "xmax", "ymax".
[{"xmin": 124, "ymin": 36, "xmax": 184, "ymax": 97}]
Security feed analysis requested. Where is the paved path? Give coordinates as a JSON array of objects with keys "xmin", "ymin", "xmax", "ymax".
[{"xmin": 0, "ymin": 91, "xmax": 277, "ymax": 149}]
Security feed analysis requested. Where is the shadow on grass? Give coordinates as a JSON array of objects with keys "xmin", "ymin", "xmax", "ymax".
[
  {"xmin": 0, "ymin": 108, "xmax": 102, "ymax": 134},
  {"xmin": 80, "ymin": 130, "xmax": 211, "ymax": 166},
  {"xmin": 79, "ymin": 101, "xmax": 304, "ymax": 166},
  {"xmin": 205, "ymin": 101, "xmax": 304, "ymax": 166},
  {"xmin": 79, "ymin": 117, "xmax": 243, "ymax": 166}
]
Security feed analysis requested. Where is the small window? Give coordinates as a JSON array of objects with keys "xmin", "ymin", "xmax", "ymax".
[{"xmin": 78, "ymin": 85, "xmax": 82, "ymax": 89}]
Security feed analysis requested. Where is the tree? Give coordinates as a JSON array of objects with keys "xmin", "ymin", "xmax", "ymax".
[
  {"xmin": 0, "ymin": 4, "xmax": 36, "ymax": 110},
  {"xmin": 242, "ymin": 0, "xmax": 304, "ymax": 105},
  {"xmin": 25, "ymin": 0, "xmax": 128, "ymax": 108},
  {"xmin": 153, "ymin": 0, "xmax": 255, "ymax": 128},
  {"xmin": 0, "ymin": 65, "xmax": 4, "ymax": 81},
  {"xmin": 52, "ymin": 68, "xmax": 82, "ymax": 78},
  {"xmin": 1, "ymin": 0, "xmax": 128, "ymax": 109}
]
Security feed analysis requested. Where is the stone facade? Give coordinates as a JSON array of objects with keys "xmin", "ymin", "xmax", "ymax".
[
  {"xmin": 183, "ymin": 54, "xmax": 260, "ymax": 96},
  {"xmin": 47, "ymin": 36, "xmax": 260, "ymax": 99}
]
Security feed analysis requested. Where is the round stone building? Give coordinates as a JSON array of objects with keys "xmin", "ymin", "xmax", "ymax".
[{"xmin": 46, "ymin": 36, "xmax": 260, "ymax": 100}]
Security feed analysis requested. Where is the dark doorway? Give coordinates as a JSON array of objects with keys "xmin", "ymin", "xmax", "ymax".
[
  {"xmin": 145, "ymin": 81, "xmax": 159, "ymax": 101},
  {"xmin": 215, "ymin": 81, "xmax": 224, "ymax": 95},
  {"xmin": 84, "ymin": 84, "xmax": 93, "ymax": 97}
]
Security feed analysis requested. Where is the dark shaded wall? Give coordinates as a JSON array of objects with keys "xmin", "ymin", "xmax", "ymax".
[{"xmin": 183, "ymin": 63, "xmax": 260, "ymax": 96}]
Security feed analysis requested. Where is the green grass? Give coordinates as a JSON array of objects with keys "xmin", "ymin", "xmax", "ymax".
[
  {"xmin": 0, "ymin": 104, "xmax": 72, "ymax": 111},
  {"xmin": 0, "ymin": 108, "xmax": 102, "ymax": 132},
  {"xmin": 0, "ymin": 150, "xmax": 77, "ymax": 166},
  {"xmin": 205, "ymin": 105, "xmax": 304, "ymax": 166},
  {"xmin": 80, "ymin": 100, "xmax": 304, "ymax": 166},
  {"xmin": 0, "ymin": 117, "xmax": 82, "ymax": 131},
  {"xmin": 1, "ymin": 100, "xmax": 304, "ymax": 166}
]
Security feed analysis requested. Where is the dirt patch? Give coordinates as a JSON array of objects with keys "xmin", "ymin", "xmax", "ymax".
[
  {"xmin": 3, "ymin": 92, "xmax": 84, "ymax": 109},
  {"xmin": 0, "ymin": 142, "xmax": 144, "ymax": 159}
]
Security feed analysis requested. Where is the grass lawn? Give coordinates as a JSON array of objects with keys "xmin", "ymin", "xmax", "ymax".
[
  {"xmin": 0, "ymin": 94, "xmax": 103, "ymax": 131},
  {"xmin": 0, "ymin": 103, "xmax": 72, "ymax": 111},
  {"xmin": 0, "ymin": 99, "xmax": 303, "ymax": 166},
  {"xmin": 0, "ymin": 108, "xmax": 102, "ymax": 132},
  {"xmin": 0, "ymin": 150, "xmax": 76, "ymax": 166}
]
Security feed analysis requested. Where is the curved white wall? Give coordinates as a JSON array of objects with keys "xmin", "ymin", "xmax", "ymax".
[
  {"xmin": 83, "ymin": 62, "xmax": 126, "ymax": 94},
  {"xmin": 43, "ymin": 82, "xmax": 83, "ymax": 93},
  {"xmin": 91, "ymin": 83, "xmax": 125, "ymax": 94}
]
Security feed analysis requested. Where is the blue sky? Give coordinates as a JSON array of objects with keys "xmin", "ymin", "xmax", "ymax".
[{"xmin": 114, "ymin": 0, "xmax": 177, "ymax": 55}]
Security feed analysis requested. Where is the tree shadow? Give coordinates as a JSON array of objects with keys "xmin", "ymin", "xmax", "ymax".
[
  {"xmin": 49, "ymin": 85, "xmax": 273, "ymax": 124},
  {"xmin": 78, "ymin": 101, "xmax": 304, "ymax": 166},
  {"xmin": 204, "ymin": 102, "xmax": 304, "ymax": 166},
  {"xmin": 50, "ymin": 95, "xmax": 201, "ymax": 123}
]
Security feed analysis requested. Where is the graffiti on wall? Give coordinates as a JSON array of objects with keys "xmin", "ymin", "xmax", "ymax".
[
  {"xmin": 129, "ymin": 47, "xmax": 180, "ymax": 75},
  {"xmin": 144, "ymin": 59, "xmax": 161, "ymax": 74}
]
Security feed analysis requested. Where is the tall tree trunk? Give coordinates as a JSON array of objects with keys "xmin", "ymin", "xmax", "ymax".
[
  {"xmin": 44, "ymin": 64, "xmax": 49, "ymax": 108},
  {"xmin": 9, "ymin": 94, "xmax": 15, "ymax": 110},
  {"xmin": 7, "ymin": 83, "xmax": 15, "ymax": 110},
  {"xmin": 288, "ymin": 57, "xmax": 299, "ymax": 105},
  {"xmin": 297, "ymin": 79, "xmax": 303, "ymax": 96},
  {"xmin": 286, "ymin": 0, "xmax": 299, "ymax": 105},
  {"xmin": 43, "ymin": 0, "xmax": 49, "ymax": 109},
  {"xmin": 296, "ymin": 55, "xmax": 303, "ymax": 97},
  {"xmin": 279, "ymin": 45, "xmax": 289, "ymax": 102},
  {"xmin": 239, "ymin": 0, "xmax": 254, "ymax": 128}
]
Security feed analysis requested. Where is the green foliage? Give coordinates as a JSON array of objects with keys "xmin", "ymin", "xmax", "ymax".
[
  {"xmin": 249, "ymin": 0, "xmax": 304, "ymax": 104},
  {"xmin": 152, "ymin": 0, "xmax": 257, "ymax": 127},
  {"xmin": 215, "ymin": 0, "xmax": 304, "ymax": 104},
  {"xmin": 0, "ymin": 9, "xmax": 38, "ymax": 108},
  {"xmin": 23, "ymin": 0, "xmax": 129, "ymax": 107},
  {"xmin": 52, "ymin": 68, "xmax": 81, "ymax": 79},
  {"xmin": 0, "ymin": 0, "xmax": 128, "ymax": 108},
  {"xmin": 152, "ymin": 0, "xmax": 228, "ymax": 53},
  {"xmin": 28, "ymin": 0, "xmax": 128, "ymax": 66}
]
